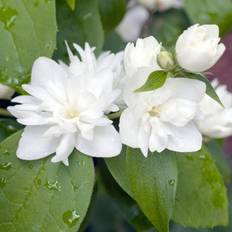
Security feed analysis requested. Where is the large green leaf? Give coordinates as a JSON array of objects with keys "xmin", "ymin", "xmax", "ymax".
[
  {"xmin": 135, "ymin": 70, "xmax": 168, "ymax": 93},
  {"xmin": 98, "ymin": 0, "xmax": 126, "ymax": 34},
  {"xmin": 106, "ymin": 147, "xmax": 178, "ymax": 232},
  {"xmin": 126, "ymin": 148, "xmax": 178, "ymax": 232},
  {"xmin": 173, "ymin": 146, "xmax": 228, "ymax": 228},
  {"xmin": 0, "ymin": 0, "xmax": 57, "ymax": 91},
  {"xmin": 184, "ymin": 0, "xmax": 232, "ymax": 36},
  {"xmin": 55, "ymin": 0, "xmax": 104, "ymax": 61},
  {"xmin": 0, "ymin": 131, "xmax": 95, "ymax": 231}
]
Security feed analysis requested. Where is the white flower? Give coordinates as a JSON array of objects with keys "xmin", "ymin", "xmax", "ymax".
[
  {"xmin": 196, "ymin": 79, "xmax": 232, "ymax": 138},
  {"xmin": 124, "ymin": 36, "xmax": 161, "ymax": 77},
  {"xmin": 0, "ymin": 84, "xmax": 14, "ymax": 99},
  {"xmin": 137, "ymin": 0, "xmax": 182, "ymax": 11},
  {"xmin": 8, "ymin": 43, "xmax": 122, "ymax": 165},
  {"xmin": 116, "ymin": 5, "xmax": 149, "ymax": 42},
  {"xmin": 120, "ymin": 72, "xmax": 206, "ymax": 156},
  {"xmin": 176, "ymin": 24, "xmax": 225, "ymax": 73}
]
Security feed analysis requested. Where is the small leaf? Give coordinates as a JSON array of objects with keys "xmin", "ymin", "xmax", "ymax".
[
  {"xmin": 126, "ymin": 148, "xmax": 178, "ymax": 232},
  {"xmin": 0, "ymin": 131, "xmax": 95, "ymax": 232},
  {"xmin": 173, "ymin": 146, "xmax": 228, "ymax": 228},
  {"xmin": 176, "ymin": 72, "xmax": 223, "ymax": 106},
  {"xmin": 135, "ymin": 71, "xmax": 168, "ymax": 93},
  {"xmin": 65, "ymin": 0, "xmax": 76, "ymax": 10}
]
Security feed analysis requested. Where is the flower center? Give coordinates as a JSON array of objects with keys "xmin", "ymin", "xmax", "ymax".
[
  {"xmin": 148, "ymin": 106, "xmax": 160, "ymax": 117},
  {"xmin": 65, "ymin": 107, "xmax": 79, "ymax": 119}
]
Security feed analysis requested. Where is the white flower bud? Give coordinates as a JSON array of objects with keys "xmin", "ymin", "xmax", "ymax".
[
  {"xmin": 0, "ymin": 84, "xmax": 14, "ymax": 99},
  {"xmin": 176, "ymin": 24, "xmax": 225, "ymax": 73},
  {"xmin": 157, "ymin": 51, "xmax": 175, "ymax": 70}
]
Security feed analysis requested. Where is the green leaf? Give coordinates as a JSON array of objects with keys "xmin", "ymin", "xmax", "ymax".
[
  {"xmin": 173, "ymin": 146, "xmax": 228, "ymax": 228},
  {"xmin": 206, "ymin": 140, "xmax": 231, "ymax": 183},
  {"xmin": 103, "ymin": 32, "xmax": 126, "ymax": 53},
  {"xmin": 105, "ymin": 146, "xmax": 132, "ymax": 196},
  {"xmin": 99, "ymin": 161, "xmax": 154, "ymax": 231},
  {"xmin": 176, "ymin": 72, "xmax": 223, "ymax": 106},
  {"xmin": 184, "ymin": 0, "xmax": 232, "ymax": 36},
  {"xmin": 65, "ymin": 0, "xmax": 76, "ymax": 10},
  {"xmin": 0, "ymin": 131, "xmax": 95, "ymax": 231},
  {"xmin": 0, "ymin": 0, "xmax": 57, "ymax": 91},
  {"xmin": 126, "ymin": 148, "xmax": 178, "ymax": 232},
  {"xmin": 98, "ymin": 0, "xmax": 126, "ymax": 34},
  {"xmin": 135, "ymin": 71, "xmax": 168, "ymax": 93},
  {"xmin": 55, "ymin": 0, "xmax": 104, "ymax": 61},
  {"xmin": 0, "ymin": 118, "xmax": 22, "ymax": 142}
]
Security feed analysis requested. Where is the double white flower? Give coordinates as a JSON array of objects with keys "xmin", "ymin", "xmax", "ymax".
[
  {"xmin": 8, "ymin": 43, "xmax": 122, "ymax": 165},
  {"xmin": 9, "ymin": 23, "xmax": 228, "ymax": 163},
  {"xmin": 120, "ymin": 37, "xmax": 206, "ymax": 156},
  {"xmin": 196, "ymin": 80, "xmax": 232, "ymax": 138}
]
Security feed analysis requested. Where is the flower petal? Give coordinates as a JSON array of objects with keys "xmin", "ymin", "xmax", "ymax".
[
  {"xmin": 165, "ymin": 78, "xmax": 206, "ymax": 102},
  {"xmin": 51, "ymin": 133, "xmax": 76, "ymax": 165},
  {"xmin": 31, "ymin": 57, "xmax": 67, "ymax": 87},
  {"xmin": 76, "ymin": 125, "xmax": 122, "ymax": 157},
  {"xmin": 167, "ymin": 123, "xmax": 202, "ymax": 152},
  {"xmin": 17, "ymin": 126, "xmax": 59, "ymax": 160},
  {"xmin": 119, "ymin": 108, "xmax": 139, "ymax": 148}
]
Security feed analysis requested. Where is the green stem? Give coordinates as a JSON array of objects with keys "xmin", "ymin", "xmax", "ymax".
[
  {"xmin": 0, "ymin": 108, "xmax": 11, "ymax": 117},
  {"xmin": 107, "ymin": 111, "xmax": 122, "ymax": 120}
]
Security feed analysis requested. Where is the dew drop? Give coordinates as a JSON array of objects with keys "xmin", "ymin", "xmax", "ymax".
[
  {"xmin": 199, "ymin": 154, "xmax": 206, "ymax": 160},
  {"xmin": 0, "ymin": 177, "xmax": 7, "ymax": 188},
  {"xmin": 168, "ymin": 179, "xmax": 175, "ymax": 186},
  {"xmin": 3, "ymin": 149, "xmax": 10, "ymax": 156},
  {"xmin": 62, "ymin": 210, "xmax": 80, "ymax": 228},
  {"xmin": 45, "ymin": 41, "xmax": 53, "ymax": 51},
  {"xmin": 72, "ymin": 184, "xmax": 79, "ymax": 192},
  {"xmin": 0, "ymin": 7, "xmax": 18, "ymax": 30},
  {"xmin": 77, "ymin": 161, "xmax": 86, "ymax": 167},
  {"xmin": 45, "ymin": 180, "xmax": 61, "ymax": 191},
  {"xmin": 0, "ymin": 162, "xmax": 12, "ymax": 170}
]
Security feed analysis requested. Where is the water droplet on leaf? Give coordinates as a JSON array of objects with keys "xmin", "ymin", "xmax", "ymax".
[
  {"xmin": 199, "ymin": 154, "xmax": 206, "ymax": 160},
  {"xmin": 63, "ymin": 210, "xmax": 80, "ymax": 228},
  {"xmin": 0, "ymin": 177, "xmax": 7, "ymax": 188},
  {"xmin": 168, "ymin": 179, "xmax": 175, "ymax": 186},
  {"xmin": 0, "ymin": 162, "xmax": 12, "ymax": 170},
  {"xmin": 0, "ymin": 7, "xmax": 18, "ymax": 30},
  {"xmin": 45, "ymin": 180, "xmax": 61, "ymax": 191},
  {"xmin": 3, "ymin": 149, "xmax": 10, "ymax": 156}
]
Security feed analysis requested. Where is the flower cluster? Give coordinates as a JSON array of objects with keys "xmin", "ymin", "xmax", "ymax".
[{"xmin": 8, "ymin": 24, "xmax": 230, "ymax": 164}]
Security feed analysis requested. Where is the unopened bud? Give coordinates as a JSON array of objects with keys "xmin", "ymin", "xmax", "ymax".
[{"xmin": 157, "ymin": 51, "xmax": 175, "ymax": 70}]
